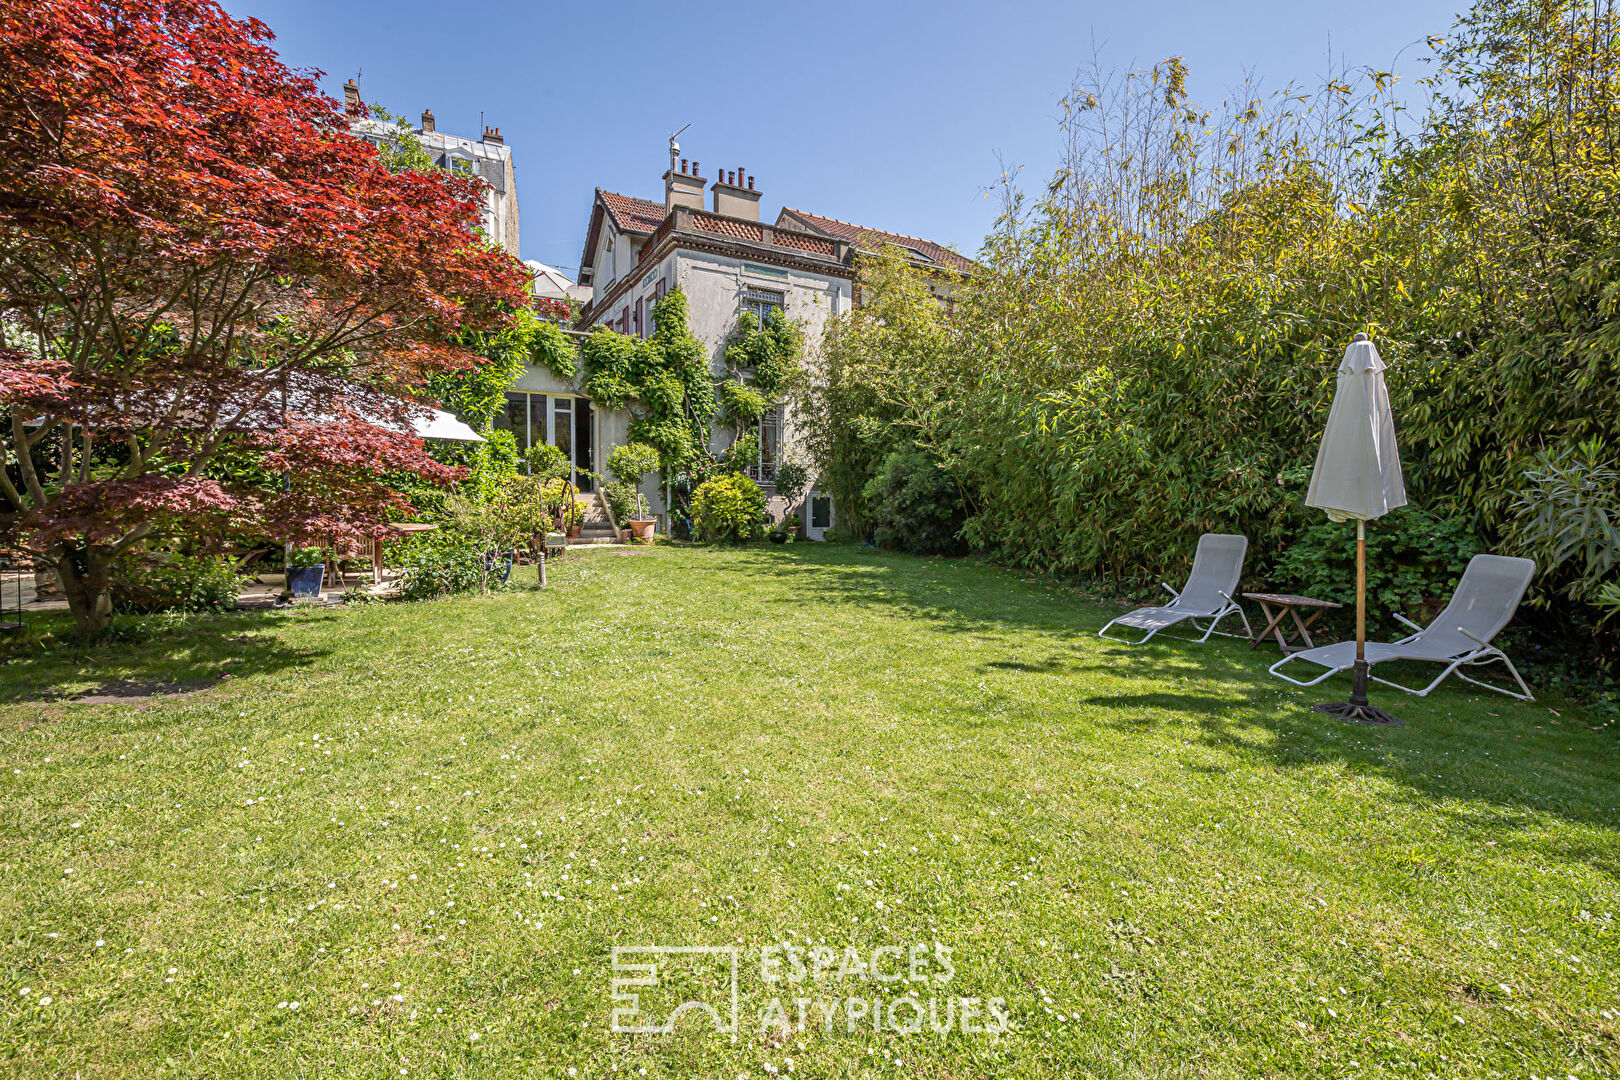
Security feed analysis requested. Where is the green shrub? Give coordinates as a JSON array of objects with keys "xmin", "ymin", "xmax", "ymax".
[
  {"xmin": 773, "ymin": 457, "xmax": 810, "ymax": 505},
  {"xmin": 725, "ymin": 432, "xmax": 760, "ymax": 475},
  {"xmin": 863, "ymin": 449, "xmax": 966, "ymax": 556},
  {"xmin": 604, "ymin": 479, "xmax": 641, "ymax": 524},
  {"xmin": 1273, "ymin": 507, "xmax": 1480, "ymax": 632},
  {"xmin": 719, "ymin": 379, "xmax": 767, "ymax": 425},
  {"xmin": 1506, "ymin": 442, "xmax": 1620, "ymax": 605},
  {"xmin": 691, "ymin": 473, "xmax": 767, "ymax": 544},
  {"xmin": 111, "ymin": 553, "xmax": 240, "ymax": 614},
  {"xmin": 391, "ymin": 532, "xmax": 486, "ymax": 601},
  {"xmin": 524, "ymin": 442, "xmax": 571, "ymax": 482}
]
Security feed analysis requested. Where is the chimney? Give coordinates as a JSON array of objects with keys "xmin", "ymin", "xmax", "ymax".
[
  {"xmin": 482, "ymin": 125, "xmax": 502, "ymax": 146},
  {"xmin": 420, "ymin": 108, "xmax": 435, "ymax": 134},
  {"xmin": 343, "ymin": 78, "xmax": 361, "ymax": 119},
  {"xmin": 711, "ymin": 165, "xmax": 761, "ymax": 222},
  {"xmin": 665, "ymin": 157, "xmax": 705, "ymax": 212}
]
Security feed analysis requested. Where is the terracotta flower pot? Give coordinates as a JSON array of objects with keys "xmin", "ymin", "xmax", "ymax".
[
  {"xmin": 567, "ymin": 524, "xmax": 582, "ymax": 539},
  {"xmin": 629, "ymin": 519, "xmax": 657, "ymax": 541}
]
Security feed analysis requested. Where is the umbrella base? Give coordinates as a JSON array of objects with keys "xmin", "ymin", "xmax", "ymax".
[
  {"xmin": 1312, "ymin": 700, "xmax": 1403, "ymax": 726},
  {"xmin": 1312, "ymin": 658, "xmax": 1403, "ymax": 725}
]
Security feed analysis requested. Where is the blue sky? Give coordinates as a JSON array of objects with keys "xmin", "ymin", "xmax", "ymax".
[{"xmin": 225, "ymin": 0, "xmax": 1466, "ymax": 274}]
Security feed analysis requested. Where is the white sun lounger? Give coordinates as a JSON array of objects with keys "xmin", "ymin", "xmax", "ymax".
[
  {"xmin": 1270, "ymin": 554, "xmax": 1536, "ymax": 700},
  {"xmin": 1098, "ymin": 533, "xmax": 1251, "ymax": 644}
]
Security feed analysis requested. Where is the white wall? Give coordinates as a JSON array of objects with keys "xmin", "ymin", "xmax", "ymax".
[{"xmin": 674, "ymin": 251, "xmax": 850, "ymax": 520}]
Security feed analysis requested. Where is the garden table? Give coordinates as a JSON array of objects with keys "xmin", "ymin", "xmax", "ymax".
[{"xmin": 1243, "ymin": 592, "xmax": 1341, "ymax": 654}]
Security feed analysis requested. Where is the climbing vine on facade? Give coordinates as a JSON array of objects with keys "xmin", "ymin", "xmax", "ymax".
[
  {"xmin": 720, "ymin": 307, "xmax": 803, "ymax": 424},
  {"xmin": 578, "ymin": 289, "xmax": 716, "ymax": 472}
]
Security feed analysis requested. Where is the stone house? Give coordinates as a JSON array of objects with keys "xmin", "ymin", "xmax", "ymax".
[{"xmin": 496, "ymin": 149, "xmax": 970, "ymax": 540}]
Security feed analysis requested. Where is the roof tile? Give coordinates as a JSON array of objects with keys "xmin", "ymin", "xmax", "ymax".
[
  {"xmin": 599, "ymin": 190, "xmax": 667, "ymax": 234},
  {"xmin": 778, "ymin": 209, "xmax": 974, "ymax": 273}
]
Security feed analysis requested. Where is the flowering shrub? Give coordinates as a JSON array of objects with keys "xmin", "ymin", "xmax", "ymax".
[{"xmin": 691, "ymin": 474, "xmax": 767, "ymax": 545}]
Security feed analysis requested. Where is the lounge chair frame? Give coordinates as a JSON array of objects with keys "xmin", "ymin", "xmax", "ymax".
[
  {"xmin": 1098, "ymin": 534, "xmax": 1252, "ymax": 645},
  {"xmin": 1269, "ymin": 554, "xmax": 1536, "ymax": 701}
]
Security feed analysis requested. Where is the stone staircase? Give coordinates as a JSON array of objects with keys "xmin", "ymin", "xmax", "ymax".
[{"xmin": 573, "ymin": 493, "xmax": 622, "ymax": 546}]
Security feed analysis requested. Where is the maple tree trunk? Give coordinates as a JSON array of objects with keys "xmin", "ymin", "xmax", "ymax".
[{"xmin": 50, "ymin": 545, "xmax": 115, "ymax": 640}]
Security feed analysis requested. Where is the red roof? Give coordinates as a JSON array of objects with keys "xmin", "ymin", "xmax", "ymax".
[
  {"xmin": 599, "ymin": 190, "xmax": 667, "ymax": 234},
  {"xmin": 777, "ymin": 208, "xmax": 975, "ymax": 273}
]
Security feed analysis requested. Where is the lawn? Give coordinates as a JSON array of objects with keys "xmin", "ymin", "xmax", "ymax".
[{"xmin": 0, "ymin": 544, "xmax": 1615, "ymax": 1079}]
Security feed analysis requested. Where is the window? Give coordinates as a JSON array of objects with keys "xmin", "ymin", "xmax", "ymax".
[
  {"xmin": 743, "ymin": 286, "xmax": 784, "ymax": 327},
  {"xmin": 449, "ymin": 157, "xmax": 474, "ymax": 175},
  {"xmin": 493, "ymin": 391, "xmax": 592, "ymax": 491},
  {"xmin": 750, "ymin": 406, "xmax": 781, "ymax": 486},
  {"xmin": 499, "ymin": 392, "xmax": 530, "ymax": 451},
  {"xmin": 528, "ymin": 394, "xmax": 549, "ymax": 447},
  {"xmin": 633, "ymin": 297, "xmax": 644, "ymax": 338},
  {"xmin": 553, "ymin": 396, "xmax": 572, "ymax": 465}
]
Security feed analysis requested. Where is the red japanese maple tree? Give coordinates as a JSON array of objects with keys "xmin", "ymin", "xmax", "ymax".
[{"xmin": 0, "ymin": 0, "xmax": 532, "ymax": 635}]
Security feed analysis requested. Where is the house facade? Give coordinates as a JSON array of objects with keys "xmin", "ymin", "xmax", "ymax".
[
  {"xmin": 343, "ymin": 80, "xmax": 520, "ymax": 258},
  {"xmin": 494, "ymin": 150, "xmax": 970, "ymax": 539}
]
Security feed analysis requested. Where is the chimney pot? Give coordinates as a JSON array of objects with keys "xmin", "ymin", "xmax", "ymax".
[
  {"xmin": 664, "ymin": 153, "xmax": 706, "ymax": 212},
  {"xmin": 711, "ymin": 167, "xmax": 762, "ymax": 221}
]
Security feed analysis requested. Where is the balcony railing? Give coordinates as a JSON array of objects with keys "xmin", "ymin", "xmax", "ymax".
[{"xmin": 747, "ymin": 462, "xmax": 777, "ymax": 489}]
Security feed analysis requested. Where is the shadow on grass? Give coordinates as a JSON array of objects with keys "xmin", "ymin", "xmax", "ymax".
[
  {"xmin": 0, "ymin": 608, "xmax": 331, "ymax": 704},
  {"xmin": 724, "ymin": 544, "xmax": 1620, "ymax": 837}
]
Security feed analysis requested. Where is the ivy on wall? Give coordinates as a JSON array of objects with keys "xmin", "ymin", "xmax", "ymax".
[
  {"xmin": 720, "ymin": 308, "xmax": 803, "ymax": 423},
  {"xmin": 578, "ymin": 289, "xmax": 716, "ymax": 472}
]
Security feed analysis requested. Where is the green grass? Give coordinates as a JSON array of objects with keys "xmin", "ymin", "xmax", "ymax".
[{"xmin": 0, "ymin": 544, "xmax": 1615, "ymax": 1079}]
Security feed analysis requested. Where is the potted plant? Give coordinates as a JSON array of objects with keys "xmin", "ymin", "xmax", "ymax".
[
  {"xmin": 284, "ymin": 546, "xmax": 326, "ymax": 599},
  {"xmin": 773, "ymin": 456, "xmax": 810, "ymax": 539},
  {"xmin": 606, "ymin": 442, "xmax": 662, "ymax": 542}
]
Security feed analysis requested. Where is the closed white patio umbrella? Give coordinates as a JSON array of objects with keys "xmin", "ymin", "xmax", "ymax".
[
  {"xmin": 396, "ymin": 407, "xmax": 484, "ymax": 443},
  {"xmin": 1303, "ymin": 332, "xmax": 1407, "ymax": 724}
]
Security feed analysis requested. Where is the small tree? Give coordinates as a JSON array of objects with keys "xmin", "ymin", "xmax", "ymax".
[
  {"xmin": 440, "ymin": 474, "xmax": 543, "ymax": 595},
  {"xmin": 606, "ymin": 442, "xmax": 661, "ymax": 520},
  {"xmin": 774, "ymin": 455, "xmax": 810, "ymax": 507}
]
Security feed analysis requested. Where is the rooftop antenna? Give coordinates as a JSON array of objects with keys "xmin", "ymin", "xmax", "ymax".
[{"xmin": 668, "ymin": 122, "xmax": 691, "ymax": 172}]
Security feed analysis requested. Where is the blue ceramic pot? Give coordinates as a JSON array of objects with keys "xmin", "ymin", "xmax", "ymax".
[{"xmin": 286, "ymin": 564, "xmax": 324, "ymax": 598}]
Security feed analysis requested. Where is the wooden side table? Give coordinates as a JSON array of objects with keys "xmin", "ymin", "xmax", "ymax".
[{"xmin": 1243, "ymin": 592, "xmax": 1342, "ymax": 654}]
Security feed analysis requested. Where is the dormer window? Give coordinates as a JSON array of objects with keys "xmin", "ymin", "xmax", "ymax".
[{"xmin": 449, "ymin": 157, "xmax": 474, "ymax": 175}]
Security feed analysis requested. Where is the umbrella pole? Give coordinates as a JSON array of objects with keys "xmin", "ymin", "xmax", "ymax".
[
  {"xmin": 1313, "ymin": 518, "xmax": 1402, "ymax": 725},
  {"xmin": 1355, "ymin": 518, "xmax": 1366, "ymax": 679}
]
